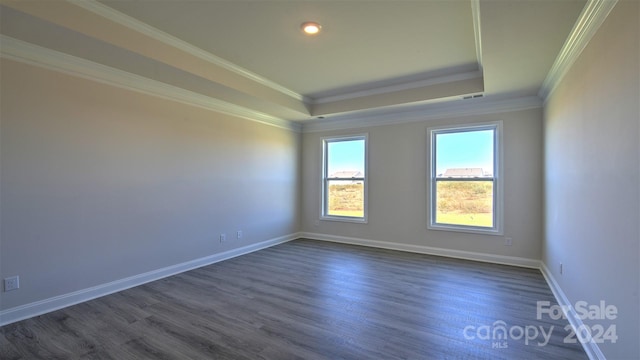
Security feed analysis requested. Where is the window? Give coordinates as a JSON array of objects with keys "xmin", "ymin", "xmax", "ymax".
[
  {"xmin": 322, "ymin": 135, "xmax": 367, "ymax": 222},
  {"xmin": 428, "ymin": 122, "xmax": 502, "ymax": 234}
]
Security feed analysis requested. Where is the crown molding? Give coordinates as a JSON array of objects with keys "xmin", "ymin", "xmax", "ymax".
[
  {"xmin": 538, "ymin": 0, "xmax": 618, "ymax": 101},
  {"xmin": 68, "ymin": 0, "xmax": 308, "ymax": 104},
  {"xmin": 0, "ymin": 36, "xmax": 539, "ymax": 135},
  {"xmin": 69, "ymin": 0, "xmax": 485, "ymax": 112},
  {"xmin": 302, "ymin": 95, "xmax": 541, "ymax": 133},
  {"xmin": 0, "ymin": 35, "xmax": 301, "ymax": 132}
]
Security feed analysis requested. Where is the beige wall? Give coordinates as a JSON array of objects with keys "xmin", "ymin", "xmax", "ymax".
[
  {"xmin": 0, "ymin": 59, "xmax": 301, "ymax": 310},
  {"xmin": 543, "ymin": 1, "xmax": 640, "ymax": 358},
  {"xmin": 302, "ymin": 108, "xmax": 543, "ymax": 261}
]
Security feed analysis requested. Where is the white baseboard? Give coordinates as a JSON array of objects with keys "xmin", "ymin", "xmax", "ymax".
[
  {"xmin": 299, "ymin": 232, "xmax": 541, "ymax": 268},
  {"xmin": 0, "ymin": 233, "xmax": 299, "ymax": 326},
  {"xmin": 539, "ymin": 262, "xmax": 605, "ymax": 360}
]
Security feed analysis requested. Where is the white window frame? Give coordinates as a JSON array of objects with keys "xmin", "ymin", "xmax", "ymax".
[
  {"xmin": 428, "ymin": 122, "xmax": 503, "ymax": 235},
  {"xmin": 321, "ymin": 134, "xmax": 368, "ymax": 223}
]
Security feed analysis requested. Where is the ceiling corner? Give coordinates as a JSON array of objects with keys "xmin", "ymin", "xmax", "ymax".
[{"xmin": 539, "ymin": 0, "xmax": 618, "ymax": 101}]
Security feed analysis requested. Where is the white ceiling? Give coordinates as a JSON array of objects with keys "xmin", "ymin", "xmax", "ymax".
[
  {"xmin": 0, "ymin": 0, "xmax": 587, "ymax": 126},
  {"xmin": 101, "ymin": 0, "xmax": 479, "ymax": 99}
]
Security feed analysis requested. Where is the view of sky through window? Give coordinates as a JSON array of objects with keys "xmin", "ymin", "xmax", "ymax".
[
  {"xmin": 327, "ymin": 139, "xmax": 365, "ymax": 176},
  {"xmin": 435, "ymin": 129, "xmax": 494, "ymax": 176}
]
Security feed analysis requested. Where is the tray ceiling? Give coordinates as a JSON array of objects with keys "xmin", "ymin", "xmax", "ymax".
[{"xmin": 0, "ymin": 0, "xmax": 588, "ymax": 126}]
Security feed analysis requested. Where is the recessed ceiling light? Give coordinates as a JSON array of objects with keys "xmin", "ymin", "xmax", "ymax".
[{"xmin": 301, "ymin": 21, "xmax": 322, "ymax": 35}]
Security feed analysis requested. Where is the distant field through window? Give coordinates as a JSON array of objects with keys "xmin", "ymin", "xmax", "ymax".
[
  {"xmin": 429, "ymin": 123, "xmax": 502, "ymax": 234},
  {"xmin": 322, "ymin": 135, "xmax": 367, "ymax": 222}
]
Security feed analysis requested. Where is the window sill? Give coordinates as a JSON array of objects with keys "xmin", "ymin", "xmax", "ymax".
[
  {"xmin": 428, "ymin": 223, "xmax": 503, "ymax": 236},
  {"xmin": 321, "ymin": 216, "xmax": 368, "ymax": 224}
]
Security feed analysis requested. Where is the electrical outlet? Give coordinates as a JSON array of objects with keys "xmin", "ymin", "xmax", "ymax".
[
  {"xmin": 314, "ymin": 220, "xmax": 320, "ymax": 227},
  {"xmin": 219, "ymin": 233, "xmax": 226, "ymax": 243},
  {"xmin": 237, "ymin": 230, "xmax": 243, "ymax": 239},
  {"xmin": 504, "ymin": 237, "xmax": 513, "ymax": 246},
  {"xmin": 4, "ymin": 276, "xmax": 19, "ymax": 292}
]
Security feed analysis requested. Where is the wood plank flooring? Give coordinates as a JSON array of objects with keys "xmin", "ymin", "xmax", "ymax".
[{"xmin": 1, "ymin": 239, "xmax": 587, "ymax": 359}]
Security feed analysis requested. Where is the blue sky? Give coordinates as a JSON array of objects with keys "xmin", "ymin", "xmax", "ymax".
[
  {"xmin": 435, "ymin": 129, "xmax": 494, "ymax": 175},
  {"xmin": 327, "ymin": 130, "xmax": 494, "ymax": 175},
  {"xmin": 327, "ymin": 139, "xmax": 365, "ymax": 174}
]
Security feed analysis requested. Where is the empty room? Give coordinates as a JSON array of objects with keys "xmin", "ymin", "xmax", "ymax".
[{"xmin": 1, "ymin": 0, "xmax": 638, "ymax": 359}]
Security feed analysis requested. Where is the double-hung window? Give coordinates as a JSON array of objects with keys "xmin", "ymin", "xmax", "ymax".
[
  {"xmin": 428, "ymin": 122, "xmax": 502, "ymax": 234},
  {"xmin": 322, "ymin": 135, "xmax": 367, "ymax": 222}
]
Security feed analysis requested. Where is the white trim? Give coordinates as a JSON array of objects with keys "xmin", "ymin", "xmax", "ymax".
[
  {"xmin": 312, "ymin": 71, "xmax": 482, "ymax": 105},
  {"xmin": 0, "ymin": 36, "xmax": 301, "ymax": 132},
  {"xmin": 471, "ymin": 0, "xmax": 484, "ymax": 75},
  {"xmin": 427, "ymin": 121, "xmax": 504, "ymax": 236},
  {"xmin": 540, "ymin": 263, "xmax": 606, "ymax": 360},
  {"xmin": 69, "ymin": 0, "xmax": 307, "ymax": 103},
  {"xmin": 300, "ymin": 232, "xmax": 540, "ymax": 269},
  {"xmin": 539, "ymin": 0, "xmax": 618, "ymax": 101},
  {"xmin": 302, "ymin": 95, "xmax": 541, "ymax": 133},
  {"xmin": 0, "ymin": 233, "xmax": 299, "ymax": 326}
]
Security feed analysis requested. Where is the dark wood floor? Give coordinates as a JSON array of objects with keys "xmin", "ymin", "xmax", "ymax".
[{"xmin": 1, "ymin": 239, "xmax": 586, "ymax": 359}]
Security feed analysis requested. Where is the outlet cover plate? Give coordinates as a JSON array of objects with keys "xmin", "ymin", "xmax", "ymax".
[{"xmin": 4, "ymin": 276, "xmax": 19, "ymax": 292}]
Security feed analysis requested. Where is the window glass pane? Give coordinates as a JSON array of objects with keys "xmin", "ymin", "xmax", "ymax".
[
  {"xmin": 433, "ymin": 128, "xmax": 496, "ymax": 229},
  {"xmin": 435, "ymin": 130, "xmax": 494, "ymax": 178},
  {"xmin": 435, "ymin": 180, "xmax": 494, "ymax": 227},
  {"xmin": 327, "ymin": 139, "xmax": 365, "ymax": 179},
  {"xmin": 324, "ymin": 137, "xmax": 365, "ymax": 219},
  {"xmin": 327, "ymin": 179, "xmax": 364, "ymax": 218}
]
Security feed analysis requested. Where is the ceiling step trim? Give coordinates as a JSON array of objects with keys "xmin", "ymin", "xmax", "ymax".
[
  {"xmin": 312, "ymin": 70, "xmax": 482, "ymax": 105},
  {"xmin": 69, "ymin": 0, "xmax": 308, "ymax": 104},
  {"xmin": 0, "ymin": 35, "xmax": 301, "ymax": 132},
  {"xmin": 302, "ymin": 95, "xmax": 542, "ymax": 133},
  {"xmin": 471, "ymin": 0, "xmax": 484, "ymax": 75},
  {"xmin": 538, "ymin": 0, "xmax": 618, "ymax": 101}
]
